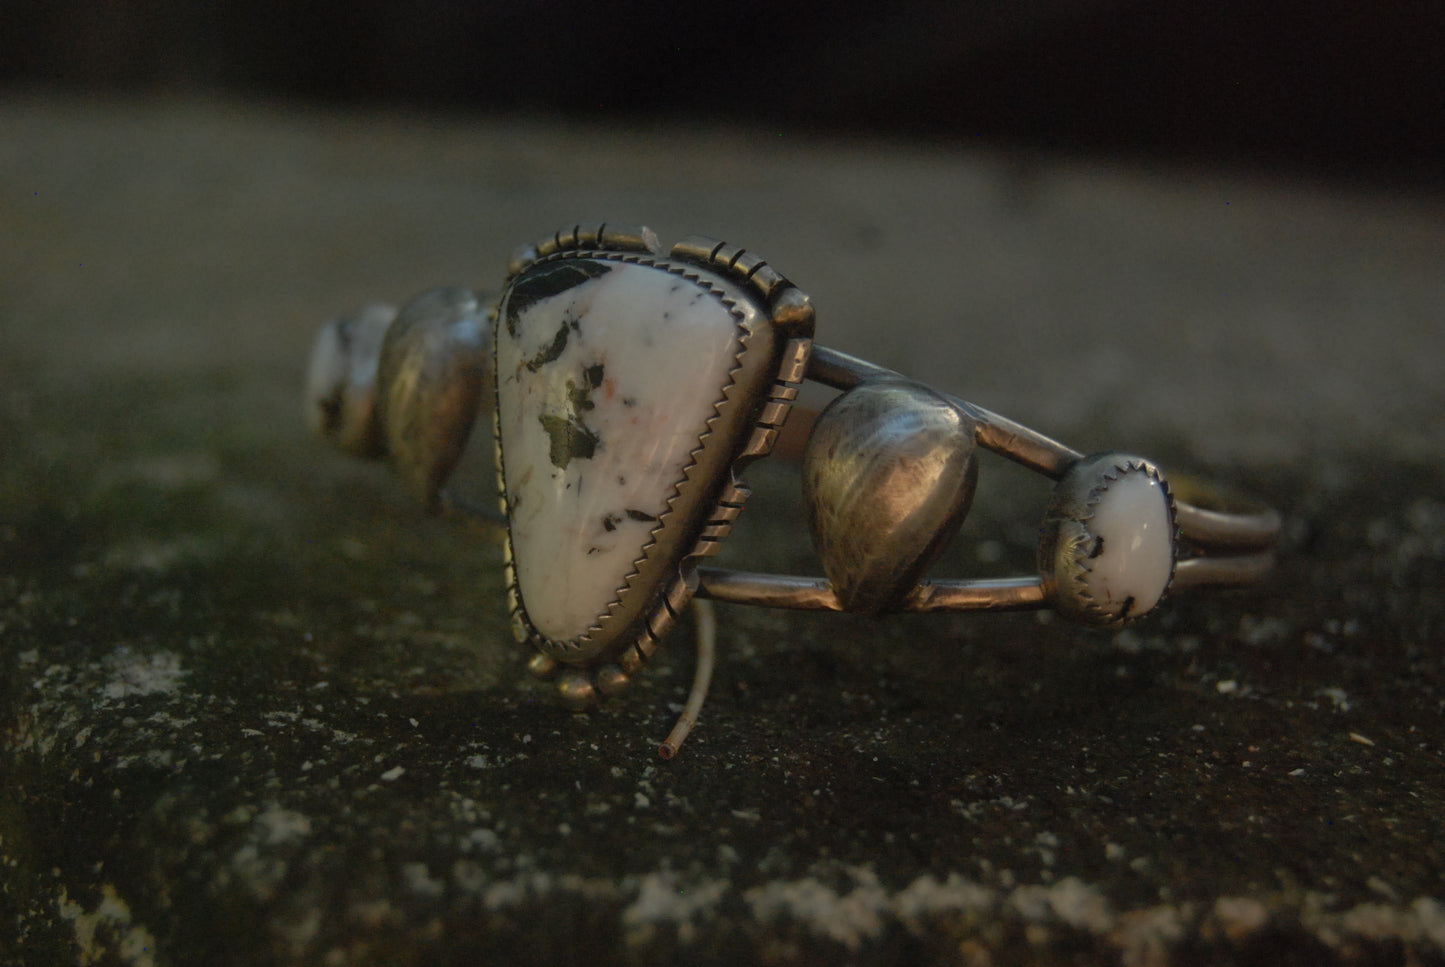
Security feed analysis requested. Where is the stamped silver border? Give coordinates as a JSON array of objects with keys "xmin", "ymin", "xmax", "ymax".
[{"xmin": 492, "ymin": 224, "xmax": 814, "ymax": 704}]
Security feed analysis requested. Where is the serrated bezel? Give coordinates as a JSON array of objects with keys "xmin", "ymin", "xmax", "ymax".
[
  {"xmin": 1039, "ymin": 453, "xmax": 1179, "ymax": 628},
  {"xmin": 492, "ymin": 224, "xmax": 814, "ymax": 693}
]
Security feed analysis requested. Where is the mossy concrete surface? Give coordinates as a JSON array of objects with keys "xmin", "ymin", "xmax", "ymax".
[{"xmin": 2, "ymin": 97, "xmax": 1443, "ymax": 966}]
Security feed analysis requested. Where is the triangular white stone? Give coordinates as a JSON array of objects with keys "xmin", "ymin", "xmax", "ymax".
[{"xmin": 496, "ymin": 257, "xmax": 744, "ymax": 644}]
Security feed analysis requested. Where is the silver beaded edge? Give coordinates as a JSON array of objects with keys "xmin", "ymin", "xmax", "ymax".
[{"xmin": 493, "ymin": 223, "xmax": 814, "ymax": 705}]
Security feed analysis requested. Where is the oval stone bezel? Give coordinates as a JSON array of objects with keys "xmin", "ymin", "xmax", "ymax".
[
  {"xmin": 1039, "ymin": 453, "xmax": 1178, "ymax": 628},
  {"xmin": 493, "ymin": 227, "xmax": 814, "ymax": 672}
]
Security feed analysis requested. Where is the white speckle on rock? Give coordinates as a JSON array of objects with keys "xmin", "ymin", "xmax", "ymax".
[
  {"xmin": 482, "ymin": 872, "xmax": 553, "ymax": 910},
  {"xmin": 380, "ymin": 765, "xmax": 405, "ymax": 782},
  {"xmin": 464, "ymin": 828, "xmax": 500, "ymax": 853},
  {"xmin": 272, "ymin": 905, "xmax": 322, "ymax": 957},
  {"xmin": 349, "ymin": 898, "xmax": 401, "ymax": 929},
  {"xmin": 1341, "ymin": 902, "xmax": 1407, "ymax": 939},
  {"xmin": 255, "ymin": 805, "xmax": 312, "ymax": 846},
  {"xmin": 465, "ymin": 753, "xmax": 515, "ymax": 770},
  {"xmin": 226, "ymin": 843, "xmax": 289, "ymax": 903},
  {"xmin": 451, "ymin": 859, "xmax": 487, "ymax": 895},
  {"xmin": 1115, "ymin": 904, "xmax": 1186, "ymax": 965},
  {"xmin": 1413, "ymin": 898, "xmax": 1445, "ymax": 950},
  {"xmin": 891, "ymin": 874, "xmax": 995, "ymax": 923},
  {"xmin": 102, "ymin": 649, "xmax": 186, "ymax": 700},
  {"xmin": 57, "ymin": 883, "xmax": 158, "ymax": 967},
  {"xmin": 1033, "ymin": 832, "xmax": 1061, "ymax": 867},
  {"xmin": 1213, "ymin": 896, "xmax": 1269, "ymax": 941},
  {"xmin": 1011, "ymin": 878, "xmax": 1114, "ymax": 934},
  {"xmin": 746, "ymin": 867, "xmax": 888, "ymax": 951},
  {"xmin": 402, "ymin": 862, "xmax": 445, "ymax": 898},
  {"xmin": 622, "ymin": 873, "xmax": 730, "ymax": 946}
]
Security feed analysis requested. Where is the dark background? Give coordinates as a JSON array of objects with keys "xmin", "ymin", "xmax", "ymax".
[{"xmin": 4, "ymin": 0, "xmax": 1442, "ymax": 187}]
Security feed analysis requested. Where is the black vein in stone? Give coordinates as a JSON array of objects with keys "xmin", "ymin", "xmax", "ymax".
[
  {"xmin": 504, "ymin": 260, "xmax": 612, "ymax": 338},
  {"xmin": 525, "ymin": 318, "xmax": 572, "ymax": 372}
]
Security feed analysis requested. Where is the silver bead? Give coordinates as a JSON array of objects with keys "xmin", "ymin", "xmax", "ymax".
[
  {"xmin": 593, "ymin": 664, "xmax": 631, "ymax": 697},
  {"xmin": 304, "ymin": 302, "xmax": 395, "ymax": 458},
  {"xmin": 555, "ymin": 669, "xmax": 599, "ymax": 710},
  {"xmin": 1039, "ymin": 453, "xmax": 1176, "ymax": 628},
  {"xmin": 803, "ymin": 377, "xmax": 978, "ymax": 613},
  {"xmin": 375, "ymin": 287, "xmax": 493, "ymax": 514},
  {"xmin": 527, "ymin": 652, "xmax": 559, "ymax": 680}
]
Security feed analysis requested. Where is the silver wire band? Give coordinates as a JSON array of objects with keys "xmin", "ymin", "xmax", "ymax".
[{"xmin": 695, "ymin": 569, "xmax": 1049, "ymax": 614}]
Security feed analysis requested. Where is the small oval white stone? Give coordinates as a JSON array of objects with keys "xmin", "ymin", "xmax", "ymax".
[
  {"xmin": 304, "ymin": 302, "xmax": 395, "ymax": 458},
  {"xmin": 1077, "ymin": 469, "xmax": 1173, "ymax": 621},
  {"xmin": 1040, "ymin": 454, "xmax": 1176, "ymax": 627}
]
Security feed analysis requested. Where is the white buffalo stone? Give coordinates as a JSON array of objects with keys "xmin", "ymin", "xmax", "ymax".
[
  {"xmin": 496, "ymin": 258, "xmax": 743, "ymax": 643},
  {"xmin": 1079, "ymin": 468, "xmax": 1174, "ymax": 620}
]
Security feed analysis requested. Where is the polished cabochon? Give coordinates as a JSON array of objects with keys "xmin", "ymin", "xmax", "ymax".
[{"xmin": 494, "ymin": 250, "xmax": 779, "ymax": 663}]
